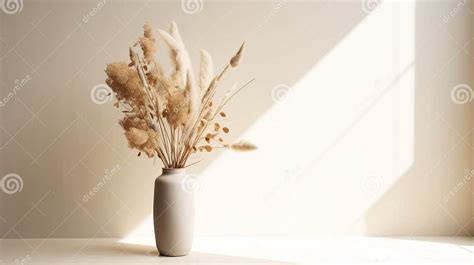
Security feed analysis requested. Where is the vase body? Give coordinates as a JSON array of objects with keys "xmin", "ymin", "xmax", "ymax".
[{"xmin": 153, "ymin": 168, "xmax": 194, "ymax": 256}]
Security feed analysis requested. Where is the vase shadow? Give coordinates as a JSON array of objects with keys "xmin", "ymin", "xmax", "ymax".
[{"xmin": 88, "ymin": 241, "xmax": 296, "ymax": 264}]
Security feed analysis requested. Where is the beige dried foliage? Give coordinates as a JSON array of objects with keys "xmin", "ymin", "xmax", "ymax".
[{"xmin": 104, "ymin": 22, "xmax": 256, "ymax": 168}]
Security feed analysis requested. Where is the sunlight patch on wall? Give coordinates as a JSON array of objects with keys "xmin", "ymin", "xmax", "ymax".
[{"xmin": 121, "ymin": 1, "xmax": 415, "ymax": 245}]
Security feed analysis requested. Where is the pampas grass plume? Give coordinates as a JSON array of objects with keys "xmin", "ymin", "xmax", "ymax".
[
  {"xmin": 199, "ymin": 49, "xmax": 214, "ymax": 92},
  {"xmin": 225, "ymin": 140, "xmax": 257, "ymax": 152},
  {"xmin": 125, "ymin": 128, "xmax": 149, "ymax": 147}
]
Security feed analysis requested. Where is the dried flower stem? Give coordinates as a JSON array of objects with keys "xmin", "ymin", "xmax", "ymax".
[{"xmin": 178, "ymin": 78, "xmax": 255, "ymax": 165}]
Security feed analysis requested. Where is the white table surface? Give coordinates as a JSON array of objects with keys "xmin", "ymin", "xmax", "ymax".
[{"xmin": 0, "ymin": 237, "xmax": 472, "ymax": 264}]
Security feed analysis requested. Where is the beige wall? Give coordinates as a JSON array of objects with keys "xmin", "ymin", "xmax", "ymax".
[
  {"xmin": 0, "ymin": 0, "xmax": 472, "ymax": 239},
  {"xmin": 472, "ymin": 0, "xmax": 474, "ymax": 236}
]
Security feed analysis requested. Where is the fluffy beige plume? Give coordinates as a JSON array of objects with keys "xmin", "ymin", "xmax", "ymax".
[
  {"xmin": 158, "ymin": 22, "xmax": 194, "ymax": 90},
  {"xmin": 157, "ymin": 29, "xmax": 181, "ymax": 79},
  {"xmin": 163, "ymin": 90, "xmax": 189, "ymax": 127},
  {"xmin": 185, "ymin": 70, "xmax": 199, "ymax": 119},
  {"xmin": 138, "ymin": 22, "xmax": 156, "ymax": 63},
  {"xmin": 129, "ymin": 47, "xmax": 137, "ymax": 66},
  {"xmin": 169, "ymin": 21, "xmax": 183, "ymax": 46},
  {"xmin": 159, "ymin": 22, "xmax": 200, "ymax": 131},
  {"xmin": 230, "ymin": 42, "xmax": 245, "ymax": 67},
  {"xmin": 125, "ymin": 128, "xmax": 149, "ymax": 147},
  {"xmin": 225, "ymin": 140, "xmax": 257, "ymax": 152},
  {"xmin": 143, "ymin": 22, "xmax": 154, "ymax": 39},
  {"xmin": 199, "ymin": 49, "xmax": 214, "ymax": 92}
]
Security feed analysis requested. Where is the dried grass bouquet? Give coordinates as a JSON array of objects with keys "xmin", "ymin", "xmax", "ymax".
[{"xmin": 105, "ymin": 22, "xmax": 256, "ymax": 168}]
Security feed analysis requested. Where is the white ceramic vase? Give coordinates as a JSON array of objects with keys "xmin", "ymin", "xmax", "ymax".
[{"xmin": 153, "ymin": 168, "xmax": 194, "ymax": 256}]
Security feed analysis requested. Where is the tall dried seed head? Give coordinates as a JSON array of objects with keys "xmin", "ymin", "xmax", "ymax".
[
  {"xmin": 143, "ymin": 22, "xmax": 154, "ymax": 39},
  {"xmin": 227, "ymin": 140, "xmax": 257, "ymax": 152},
  {"xmin": 230, "ymin": 42, "xmax": 245, "ymax": 67}
]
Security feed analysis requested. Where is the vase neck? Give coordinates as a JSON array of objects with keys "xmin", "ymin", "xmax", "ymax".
[{"xmin": 162, "ymin": 168, "xmax": 186, "ymax": 175}]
